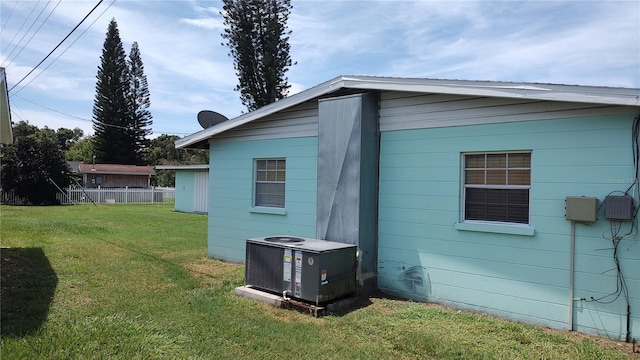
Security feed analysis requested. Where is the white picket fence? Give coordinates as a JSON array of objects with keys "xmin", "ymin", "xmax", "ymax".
[
  {"xmin": 1, "ymin": 189, "xmax": 23, "ymax": 204},
  {"xmin": 57, "ymin": 187, "xmax": 175, "ymax": 205}
]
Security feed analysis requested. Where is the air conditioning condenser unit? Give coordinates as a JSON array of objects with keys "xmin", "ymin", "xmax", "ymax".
[{"xmin": 245, "ymin": 236, "xmax": 357, "ymax": 305}]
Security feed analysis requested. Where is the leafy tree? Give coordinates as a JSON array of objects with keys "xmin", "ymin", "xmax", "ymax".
[
  {"xmin": 221, "ymin": 0, "xmax": 294, "ymax": 111},
  {"xmin": 128, "ymin": 41, "xmax": 153, "ymax": 161},
  {"xmin": 12, "ymin": 120, "xmax": 39, "ymax": 139},
  {"xmin": 65, "ymin": 136, "xmax": 94, "ymax": 163},
  {"xmin": 147, "ymin": 134, "xmax": 183, "ymax": 165},
  {"xmin": 147, "ymin": 134, "xmax": 209, "ymax": 187},
  {"xmin": 1, "ymin": 134, "xmax": 70, "ymax": 205},
  {"xmin": 56, "ymin": 127, "xmax": 84, "ymax": 151},
  {"xmin": 147, "ymin": 134, "xmax": 209, "ymax": 165},
  {"xmin": 12, "ymin": 120, "xmax": 83, "ymax": 152},
  {"xmin": 92, "ymin": 19, "xmax": 138, "ymax": 165}
]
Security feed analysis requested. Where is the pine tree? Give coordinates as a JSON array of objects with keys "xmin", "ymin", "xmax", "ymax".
[
  {"xmin": 221, "ymin": 0, "xmax": 294, "ymax": 111},
  {"xmin": 92, "ymin": 19, "xmax": 138, "ymax": 164},
  {"xmin": 128, "ymin": 41, "xmax": 153, "ymax": 164}
]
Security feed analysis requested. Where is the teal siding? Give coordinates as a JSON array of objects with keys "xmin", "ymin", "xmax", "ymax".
[
  {"xmin": 204, "ymin": 89, "xmax": 638, "ymax": 340},
  {"xmin": 174, "ymin": 171, "xmax": 195, "ymax": 213},
  {"xmin": 378, "ymin": 114, "xmax": 639, "ymax": 340},
  {"xmin": 208, "ymin": 137, "xmax": 318, "ymax": 262}
]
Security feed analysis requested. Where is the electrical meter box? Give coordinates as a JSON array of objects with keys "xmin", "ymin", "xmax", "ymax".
[
  {"xmin": 604, "ymin": 195, "xmax": 634, "ymax": 220},
  {"xmin": 565, "ymin": 196, "xmax": 598, "ymax": 222}
]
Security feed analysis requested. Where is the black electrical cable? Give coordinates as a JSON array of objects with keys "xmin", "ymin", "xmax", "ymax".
[
  {"xmin": 2, "ymin": 0, "xmax": 63, "ymax": 69},
  {"xmin": 584, "ymin": 114, "xmax": 639, "ymax": 343},
  {"xmin": 1, "ymin": 0, "xmax": 54, "ymax": 68},
  {"xmin": 8, "ymin": 0, "xmax": 104, "ymax": 93},
  {"xmin": 626, "ymin": 116, "xmax": 640, "ymax": 195},
  {"xmin": 10, "ymin": 0, "xmax": 116, "ymax": 97},
  {"xmin": 1, "ymin": 1, "xmax": 40, "ymax": 60},
  {"xmin": 588, "ymin": 224, "xmax": 628, "ymax": 305},
  {"xmin": 11, "ymin": 94, "xmax": 192, "ymax": 136},
  {"xmin": 1, "ymin": 0, "xmax": 20, "ymax": 33}
]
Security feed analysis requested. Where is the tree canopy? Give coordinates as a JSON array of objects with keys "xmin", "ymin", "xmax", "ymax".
[
  {"xmin": 1, "ymin": 122, "xmax": 71, "ymax": 205},
  {"xmin": 12, "ymin": 121, "xmax": 83, "ymax": 151},
  {"xmin": 221, "ymin": 0, "xmax": 294, "ymax": 111},
  {"xmin": 147, "ymin": 135, "xmax": 209, "ymax": 187}
]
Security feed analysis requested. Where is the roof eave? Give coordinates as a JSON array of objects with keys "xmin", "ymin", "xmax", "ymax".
[
  {"xmin": 81, "ymin": 171, "xmax": 154, "ymax": 175},
  {"xmin": 339, "ymin": 76, "xmax": 640, "ymax": 105},
  {"xmin": 155, "ymin": 164, "xmax": 209, "ymax": 170},
  {"xmin": 175, "ymin": 76, "xmax": 348, "ymax": 149},
  {"xmin": 175, "ymin": 75, "xmax": 640, "ymax": 149}
]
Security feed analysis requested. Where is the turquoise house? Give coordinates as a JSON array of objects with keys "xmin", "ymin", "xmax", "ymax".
[
  {"xmin": 156, "ymin": 165, "xmax": 209, "ymax": 214},
  {"xmin": 177, "ymin": 76, "xmax": 640, "ymax": 341}
]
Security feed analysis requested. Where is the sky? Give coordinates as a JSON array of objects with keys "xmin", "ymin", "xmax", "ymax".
[{"xmin": 1, "ymin": 0, "xmax": 639, "ymax": 138}]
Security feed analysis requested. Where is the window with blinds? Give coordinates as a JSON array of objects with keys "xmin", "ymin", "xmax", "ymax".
[
  {"xmin": 463, "ymin": 152, "xmax": 531, "ymax": 224},
  {"xmin": 254, "ymin": 159, "xmax": 286, "ymax": 208}
]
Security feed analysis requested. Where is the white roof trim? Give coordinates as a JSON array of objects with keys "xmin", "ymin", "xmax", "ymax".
[
  {"xmin": 176, "ymin": 75, "xmax": 640, "ymax": 149},
  {"xmin": 155, "ymin": 164, "xmax": 209, "ymax": 170}
]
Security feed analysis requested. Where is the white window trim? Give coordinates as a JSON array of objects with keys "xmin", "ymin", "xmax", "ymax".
[
  {"xmin": 249, "ymin": 206, "xmax": 287, "ymax": 215},
  {"xmin": 454, "ymin": 221, "xmax": 535, "ymax": 236},
  {"xmin": 458, "ymin": 151, "xmax": 534, "ymax": 235},
  {"xmin": 252, "ymin": 158, "xmax": 286, "ymax": 210}
]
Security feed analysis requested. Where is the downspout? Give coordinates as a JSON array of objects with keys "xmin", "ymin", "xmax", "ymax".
[{"xmin": 569, "ymin": 220, "xmax": 575, "ymax": 331}]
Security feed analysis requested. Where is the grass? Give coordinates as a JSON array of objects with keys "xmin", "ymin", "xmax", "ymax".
[{"xmin": 1, "ymin": 204, "xmax": 637, "ymax": 359}]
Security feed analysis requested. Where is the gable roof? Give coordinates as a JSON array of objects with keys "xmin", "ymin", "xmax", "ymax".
[
  {"xmin": 176, "ymin": 75, "xmax": 640, "ymax": 150},
  {"xmin": 78, "ymin": 164, "xmax": 155, "ymax": 175}
]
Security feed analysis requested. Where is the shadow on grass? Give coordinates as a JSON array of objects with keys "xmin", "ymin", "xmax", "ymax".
[{"xmin": 1, "ymin": 247, "xmax": 58, "ymax": 337}]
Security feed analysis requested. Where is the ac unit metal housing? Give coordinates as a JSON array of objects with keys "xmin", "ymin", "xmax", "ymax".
[{"xmin": 245, "ymin": 236, "xmax": 357, "ymax": 305}]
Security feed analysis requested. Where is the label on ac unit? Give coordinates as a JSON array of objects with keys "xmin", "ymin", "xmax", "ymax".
[
  {"xmin": 283, "ymin": 249, "xmax": 292, "ymax": 282},
  {"xmin": 294, "ymin": 250, "xmax": 302, "ymax": 298}
]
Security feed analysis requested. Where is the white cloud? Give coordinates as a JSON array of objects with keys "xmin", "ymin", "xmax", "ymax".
[
  {"xmin": 2, "ymin": 0, "xmax": 639, "ymax": 141},
  {"xmin": 287, "ymin": 81, "xmax": 305, "ymax": 96},
  {"xmin": 180, "ymin": 18, "xmax": 225, "ymax": 30}
]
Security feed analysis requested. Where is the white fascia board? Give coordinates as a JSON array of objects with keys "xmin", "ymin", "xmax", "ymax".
[
  {"xmin": 340, "ymin": 76, "xmax": 640, "ymax": 106},
  {"xmin": 175, "ymin": 76, "xmax": 345, "ymax": 149},
  {"xmin": 176, "ymin": 75, "xmax": 640, "ymax": 149},
  {"xmin": 155, "ymin": 165, "xmax": 209, "ymax": 170}
]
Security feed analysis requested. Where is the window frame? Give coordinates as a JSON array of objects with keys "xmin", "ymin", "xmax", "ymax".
[
  {"xmin": 461, "ymin": 151, "xmax": 532, "ymax": 226},
  {"xmin": 253, "ymin": 158, "xmax": 286, "ymax": 209}
]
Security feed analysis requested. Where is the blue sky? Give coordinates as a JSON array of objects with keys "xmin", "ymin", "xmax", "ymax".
[{"xmin": 2, "ymin": 0, "xmax": 639, "ymax": 138}]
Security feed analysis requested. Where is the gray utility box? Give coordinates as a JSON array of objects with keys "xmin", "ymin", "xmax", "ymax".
[
  {"xmin": 245, "ymin": 236, "xmax": 357, "ymax": 305},
  {"xmin": 604, "ymin": 195, "xmax": 634, "ymax": 220},
  {"xmin": 565, "ymin": 196, "xmax": 598, "ymax": 222}
]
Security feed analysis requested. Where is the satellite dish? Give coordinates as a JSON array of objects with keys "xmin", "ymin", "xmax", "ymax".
[{"xmin": 198, "ymin": 110, "xmax": 229, "ymax": 129}]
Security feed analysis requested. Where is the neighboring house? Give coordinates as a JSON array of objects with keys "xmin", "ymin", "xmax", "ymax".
[
  {"xmin": 176, "ymin": 75, "xmax": 640, "ymax": 341},
  {"xmin": 78, "ymin": 163, "xmax": 154, "ymax": 188},
  {"xmin": 155, "ymin": 165, "xmax": 209, "ymax": 213},
  {"xmin": 0, "ymin": 67, "xmax": 13, "ymax": 144},
  {"xmin": 67, "ymin": 161, "xmax": 83, "ymax": 174}
]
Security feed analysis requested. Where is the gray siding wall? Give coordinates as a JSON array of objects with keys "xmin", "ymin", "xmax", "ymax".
[
  {"xmin": 213, "ymin": 101, "xmax": 319, "ymax": 142},
  {"xmin": 379, "ymin": 91, "xmax": 637, "ymax": 131},
  {"xmin": 208, "ymin": 91, "xmax": 637, "ymax": 142}
]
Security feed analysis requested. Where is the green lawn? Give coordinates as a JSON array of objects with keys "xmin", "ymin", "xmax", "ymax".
[{"xmin": 1, "ymin": 204, "xmax": 637, "ymax": 359}]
